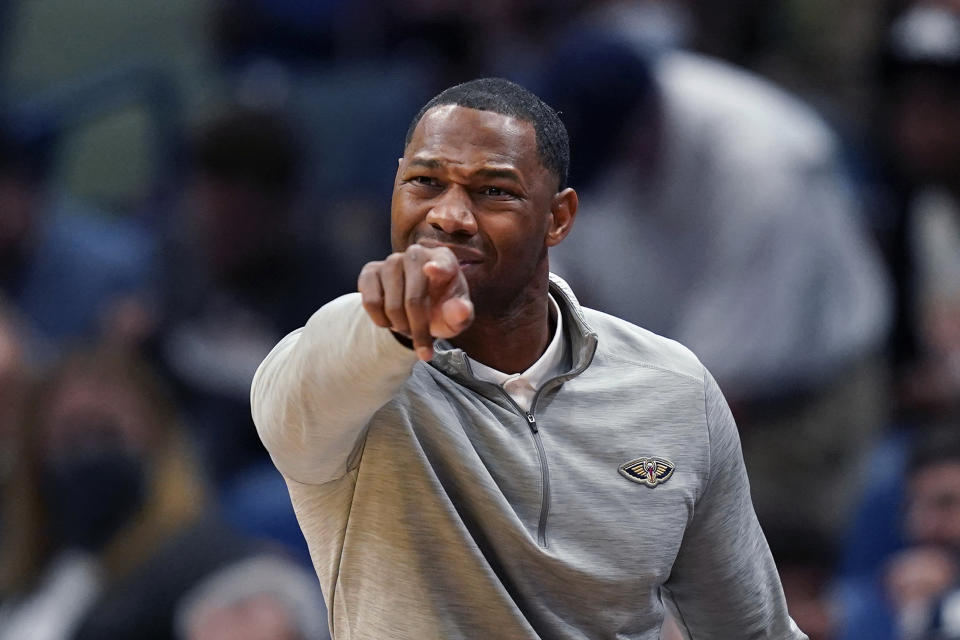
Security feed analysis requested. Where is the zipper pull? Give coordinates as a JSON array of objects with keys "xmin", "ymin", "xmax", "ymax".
[{"xmin": 526, "ymin": 412, "xmax": 538, "ymax": 433}]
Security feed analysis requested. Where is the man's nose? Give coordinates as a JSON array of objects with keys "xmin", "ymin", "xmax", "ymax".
[{"xmin": 425, "ymin": 186, "xmax": 478, "ymax": 236}]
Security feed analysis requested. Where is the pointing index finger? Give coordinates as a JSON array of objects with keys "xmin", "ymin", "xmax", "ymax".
[{"xmin": 423, "ymin": 249, "xmax": 457, "ymax": 281}]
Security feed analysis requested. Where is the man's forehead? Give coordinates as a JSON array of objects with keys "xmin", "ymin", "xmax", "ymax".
[
  {"xmin": 405, "ymin": 105, "xmax": 537, "ymax": 163},
  {"xmin": 418, "ymin": 103, "xmax": 525, "ymax": 129}
]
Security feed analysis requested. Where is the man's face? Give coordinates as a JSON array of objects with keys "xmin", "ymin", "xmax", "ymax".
[
  {"xmin": 906, "ymin": 461, "xmax": 960, "ymax": 551},
  {"xmin": 391, "ymin": 105, "xmax": 560, "ymax": 313}
]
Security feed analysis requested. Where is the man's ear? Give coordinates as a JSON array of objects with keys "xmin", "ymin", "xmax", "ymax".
[{"xmin": 546, "ymin": 188, "xmax": 578, "ymax": 247}]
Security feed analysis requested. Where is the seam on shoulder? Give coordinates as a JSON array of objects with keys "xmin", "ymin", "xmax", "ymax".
[
  {"xmin": 601, "ymin": 351, "xmax": 704, "ymax": 385},
  {"xmin": 700, "ymin": 368, "xmax": 713, "ymax": 503}
]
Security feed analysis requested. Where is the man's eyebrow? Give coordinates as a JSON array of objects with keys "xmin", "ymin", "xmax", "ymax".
[
  {"xmin": 406, "ymin": 159, "xmax": 523, "ymax": 183},
  {"xmin": 474, "ymin": 167, "xmax": 521, "ymax": 182},
  {"xmin": 408, "ymin": 158, "xmax": 442, "ymax": 170}
]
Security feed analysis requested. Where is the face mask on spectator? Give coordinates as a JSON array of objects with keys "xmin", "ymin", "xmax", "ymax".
[{"xmin": 41, "ymin": 447, "xmax": 147, "ymax": 552}]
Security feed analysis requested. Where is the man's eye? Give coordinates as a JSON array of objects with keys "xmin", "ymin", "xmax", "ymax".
[
  {"xmin": 482, "ymin": 186, "xmax": 513, "ymax": 197},
  {"xmin": 412, "ymin": 176, "xmax": 439, "ymax": 187}
]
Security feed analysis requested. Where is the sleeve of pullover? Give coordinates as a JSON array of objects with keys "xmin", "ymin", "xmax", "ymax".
[
  {"xmin": 661, "ymin": 369, "xmax": 808, "ymax": 639},
  {"xmin": 250, "ymin": 293, "xmax": 419, "ymax": 485}
]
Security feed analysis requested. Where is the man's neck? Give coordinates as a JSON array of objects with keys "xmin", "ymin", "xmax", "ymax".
[{"xmin": 450, "ymin": 280, "xmax": 554, "ymax": 375}]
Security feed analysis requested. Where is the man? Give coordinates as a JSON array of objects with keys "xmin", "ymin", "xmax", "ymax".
[{"xmin": 251, "ymin": 78, "xmax": 805, "ymax": 639}]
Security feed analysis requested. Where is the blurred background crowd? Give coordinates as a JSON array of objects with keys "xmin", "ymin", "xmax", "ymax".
[{"xmin": 0, "ymin": 0, "xmax": 958, "ymax": 638}]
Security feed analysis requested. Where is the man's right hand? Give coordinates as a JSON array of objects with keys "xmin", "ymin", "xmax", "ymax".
[{"xmin": 358, "ymin": 244, "xmax": 474, "ymax": 361}]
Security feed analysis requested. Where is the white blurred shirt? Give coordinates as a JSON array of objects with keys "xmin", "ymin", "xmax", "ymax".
[
  {"xmin": 553, "ymin": 51, "xmax": 891, "ymax": 400},
  {"xmin": 467, "ymin": 295, "xmax": 565, "ymax": 412}
]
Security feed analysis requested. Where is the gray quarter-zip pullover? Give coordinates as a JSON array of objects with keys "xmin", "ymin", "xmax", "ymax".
[{"xmin": 251, "ymin": 275, "xmax": 806, "ymax": 639}]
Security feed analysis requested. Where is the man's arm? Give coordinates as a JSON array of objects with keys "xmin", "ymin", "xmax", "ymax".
[
  {"xmin": 251, "ymin": 293, "xmax": 418, "ymax": 484},
  {"xmin": 661, "ymin": 370, "xmax": 807, "ymax": 639},
  {"xmin": 250, "ymin": 245, "xmax": 473, "ymax": 485}
]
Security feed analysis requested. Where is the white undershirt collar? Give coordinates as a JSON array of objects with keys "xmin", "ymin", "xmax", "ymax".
[{"xmin": 467, "ymin": 294, "xmax": 565, "ymax": 412}]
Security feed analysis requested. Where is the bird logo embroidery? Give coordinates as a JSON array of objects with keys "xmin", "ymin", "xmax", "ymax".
[{"xmin": 618, "ymin": 456, "xmax": 675, "ymax": 487}]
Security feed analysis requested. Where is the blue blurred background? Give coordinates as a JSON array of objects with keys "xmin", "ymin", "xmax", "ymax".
[{"xmin": 0, "ymin": 1, "xmax": 959, "ymax": 639}]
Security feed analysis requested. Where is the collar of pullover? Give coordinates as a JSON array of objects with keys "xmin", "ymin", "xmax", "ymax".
[{"xmin": 430, "ymin": 274, "xmax": 599, "ymax": 405}]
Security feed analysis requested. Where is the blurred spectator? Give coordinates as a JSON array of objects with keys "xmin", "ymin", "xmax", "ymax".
[
  {"xmin": 540, "ymin": 34, "xmax": 892, "ymax": 539},
  {"xmin": 835, "ymin": 8, "xmax": 960, "ymax": 636},
  {"xmin": 837, "ymin": 425, "xmax": 960, "ymax": 640},
  {"xmin": 884, "ymin": 428, "xmax": 960, "ymax": 639},
  {"xmin": 157, "ymin": 107, "xmax": 350, "ymax": 487},
  {"xmin": 877, "ymin": 2, "xmax": 960, "ymax": 418},
  {"xmin": 175, "ymin": 556, "xmax": 328, "ymax": 640},
  {"xmin": 153, "ymin": 107, "xmax": 349, "ymax": 567},
  {"xmin": 0, "ymin": 124, "xmax": 157, "ymax": 360},
  {"xmin": 0, "ymin": 347, "xmax": 272, "ymax": 640},
  {"xmin": 835, "ymin": 428, "xmax": 912, "ymax": 639}
]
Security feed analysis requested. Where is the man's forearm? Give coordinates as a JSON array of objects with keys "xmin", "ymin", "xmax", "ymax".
[{"xmin": 251, "ymin": 293, "xmax": 418, "ymax": 484}]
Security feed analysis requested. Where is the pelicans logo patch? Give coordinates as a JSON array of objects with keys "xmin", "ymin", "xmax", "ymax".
[{"xmin": 618, "ymin": 456, "xmax": 675, "ymax": 487}]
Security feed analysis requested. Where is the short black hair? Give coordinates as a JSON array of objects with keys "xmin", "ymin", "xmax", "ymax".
[{"xmin": 404, "ymin": 78, "xmax": 570, "ymax": 191}]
